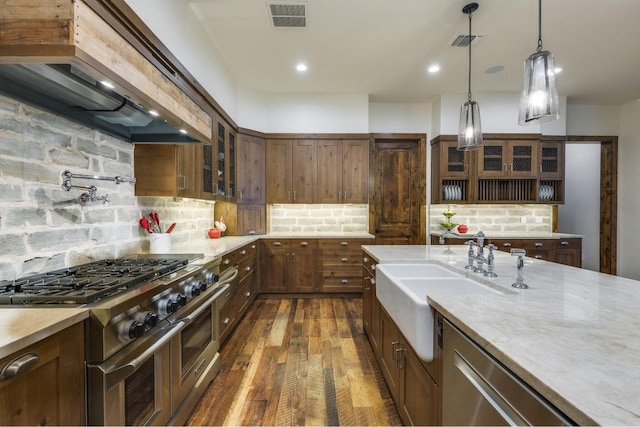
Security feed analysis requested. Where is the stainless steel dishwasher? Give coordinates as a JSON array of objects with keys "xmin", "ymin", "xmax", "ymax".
[{"xmin": 442, "ymin": 320, "xmax": 575, "ymax": 426}]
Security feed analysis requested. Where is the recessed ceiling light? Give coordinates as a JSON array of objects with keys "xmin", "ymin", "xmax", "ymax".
[
  {"xmin": 296, "ymin": 63, "xmax": 308, "ymax": 72},
  {"xmin": 428, "ymin": 65, "xmax": 440, "ymax": 73}
]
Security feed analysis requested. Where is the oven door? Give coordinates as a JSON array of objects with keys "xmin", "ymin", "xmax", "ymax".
[
  {"xmin": 169, "ymin": 267, "xmax": 237, "ymax": 424},
  {"xmin": 87, "ymin": 321, "xmax": 185, "ymax": 426}
]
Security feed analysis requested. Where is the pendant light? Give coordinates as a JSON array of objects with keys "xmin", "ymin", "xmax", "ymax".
[
  {"xmin": 458, "ymin": 2, "xmax": 482, "ymax": 151},
  {"xmin": 518, "ymin": 0, "xmax": 559, "ymax": 125}
]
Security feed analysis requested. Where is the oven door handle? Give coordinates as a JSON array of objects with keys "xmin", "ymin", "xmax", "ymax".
[
  {"xmin": 178, "ymin": 283, "xmax": 230, "ymax": 326},
  {"xmin": 96, "ymin": 321, "xmax": 185, "ymax": 389},
  {"xmin": 219, "ymin": 266, "xmax": 239, "ymax": 284}
]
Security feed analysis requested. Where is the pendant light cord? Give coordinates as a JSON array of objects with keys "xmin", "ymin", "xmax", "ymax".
[
  {"xmin": 537, "ymin": 0, "xmax": 543, "ymax": 52},
  {"xmin": 467, "ymin": 8, "xmax": 472, "ymax": 102}
]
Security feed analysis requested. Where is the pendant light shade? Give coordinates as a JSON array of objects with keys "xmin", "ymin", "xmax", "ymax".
[
  {"xmin": 518, "ymin": 0, "xmax": 559, "ymax": 125},
  {"xmin": 458, "ymin": 3, "xmax": 482, "ymax": 151},
  {"xmin": 458, "ymin": 100, "xmax": 482, "ymax": 150}
]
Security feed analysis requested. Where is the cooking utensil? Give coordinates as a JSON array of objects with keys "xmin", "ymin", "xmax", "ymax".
[
  {"xmin": 148, "ymin": 214, "xmax": 161, "ymax": 233},
  {"xmin": 139, "ymin": 217, "xmax": 153, "ymax": 233},
  {"xmin": 166, "ymin": 223, "xmax": 176, "ymax": 233},
  {"xmin": 151, "ymin": 212, "xmax": 160, "ymax": 230}
]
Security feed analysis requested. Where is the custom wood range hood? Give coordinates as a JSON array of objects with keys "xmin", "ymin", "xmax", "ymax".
[{"xmin": 0, "ymin": 0, "xmax": 213, "ymax": 143}]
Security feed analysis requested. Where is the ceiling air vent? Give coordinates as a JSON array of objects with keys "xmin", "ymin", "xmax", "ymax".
[
  {"xmin": 451, "ymin": 34, "xmax": 482, "ymax": 47},
  {"xmin": 268, "ymin": 2, "xmax": 307, "ymax": 28}
]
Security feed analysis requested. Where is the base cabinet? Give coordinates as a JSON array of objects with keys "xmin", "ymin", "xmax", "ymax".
[
  {"xmin": 0, "ymin": 322, "xmax": 85, "ymax": 426},
  {"xmin": 378, "ymin": 307, "xmax": 440, "ymax": 426},
  {"xmin": 362, "ymin": 252, "xmax": 379, "ymax": 354},
  {"xmin": 260, "ymin": 239, "xmax": 319, "ymax": 293},
  {"xmin": 219, "ymin": 242, "xmax": 258, "ymax": 343}
]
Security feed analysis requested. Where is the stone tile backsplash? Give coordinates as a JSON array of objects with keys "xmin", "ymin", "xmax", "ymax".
[
  {"xmin": 0, "ymin": 95, "xmax": 214, "ymax": 280},
  {"xmin": 269, "ymin": 204, "xmax": 369, "ymax": 234},
  {"xmin": 429, "ymin": 204, "xmax": 553, "ymax": 234}
]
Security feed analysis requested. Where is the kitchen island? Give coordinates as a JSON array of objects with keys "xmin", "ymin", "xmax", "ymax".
[{"xmin": 363, "ymin": 244, "xmax": 640, "ymax": 426}]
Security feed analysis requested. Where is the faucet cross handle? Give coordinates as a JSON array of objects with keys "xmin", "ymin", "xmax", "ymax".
[
  {"xmin": 464, "ymin": 240, "xmax": 476, "ymax": 270},
  {"xmin": 510, "ymin": 249, "xmax": 529, "ymax": 289},
  {"xmin": 484, "ymin": 244, "xmax": 498, "ymax": 277}
]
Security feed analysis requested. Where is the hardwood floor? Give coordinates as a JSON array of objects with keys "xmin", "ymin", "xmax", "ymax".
[{"xmin": 188, "ymin": 297, "xmax": 401, "ymax": 426}]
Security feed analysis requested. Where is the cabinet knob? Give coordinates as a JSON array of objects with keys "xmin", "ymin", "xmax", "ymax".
[
  {"xmin": 341, "ymin": 279, "xmax": 348, "ymax": 284},
  {"xmin": 274, "ymin": 241, "xmax": 282, "ymax": 246},
  {"xmin": 340, "ymin": 241, "xmax": 349, "ymax": 246},
  {"xmin": 503, "ymin": 242, "xmax": 512, "ymax": 247},
  {"xmin": 560, "ymin": 240, "xmax": 569, "ymax": 246},
  {"xmin": 240, "ymin": 250, "xmax": 247, "ymax": 255},
  {"xmin": 245, "ymin": 266, "xmax": 251, "ymax": 272},
  {"xmin": 363, "ymin": 256, "xmax": 369, "ymax": 262},
  {"xmin": 223, "ymin": 318, "xmax": 230, "ymax": 325},
  {"xmin": 245, "ymin": 291, "xmax": 251, "ymax": 297},
  {"xmin": 300, "ymin": 241, "xmax": 308, "ymax": 247}
]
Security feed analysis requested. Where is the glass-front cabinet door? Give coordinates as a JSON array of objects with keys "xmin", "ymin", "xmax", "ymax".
[{"xmin": 217, "ymin": 122, "xmax": 226, "ymax": 197}]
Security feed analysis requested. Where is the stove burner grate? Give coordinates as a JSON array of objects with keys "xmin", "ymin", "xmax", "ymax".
[{"xmin": 0, "ymin": 257, "xmax": 191, "ymax": 305}]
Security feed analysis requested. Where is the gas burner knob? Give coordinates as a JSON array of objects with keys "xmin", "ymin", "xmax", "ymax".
[
  {"xmin": 175, "ymin": 293, "xmax": 187, "ymax": 307},
  {"xmin": 136, "ymin": 311, "xmax": 159, "ymax": 329},
  {"xmin": 183, "ymin": 282, "xmax": 201, "ymax": 298},
  {"xmin": 119, "ymin": 320, "xmax": 145, "ymax": 341},
  {"xmin": 157, "ymin": 298, "xmax": 178, "ymax": 316},
  {"xmin": 197, "ymin": 280, "xmax": 207, "ymax": 292},
  {"xmin": 203, "ymin": 270, "xmax": 219, "ymax": 284}
]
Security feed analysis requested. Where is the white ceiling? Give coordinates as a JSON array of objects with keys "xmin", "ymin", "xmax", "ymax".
[{"xmin": 186, "ymin": 0, "xmax": 640, "ymax": 105}]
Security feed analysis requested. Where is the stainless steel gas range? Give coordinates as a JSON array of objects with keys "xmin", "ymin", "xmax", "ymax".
[{"xmin": 0, "ymin": 254, "xmax": 237, "ymax": 426}]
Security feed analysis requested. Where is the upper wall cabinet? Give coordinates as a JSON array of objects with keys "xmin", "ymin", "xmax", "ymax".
[
  {"xmin": 0, "ymin": 1, "xmax": 213, "ymax": 143},
  {"xmin": 266, "ymin": 139, "xmax": 317, "ymax": 204},
  {"xmin": 317, "ymin": 139, "xmax": 369, "ymax": 204},
  {"xmin": 431, "ymin": 134, "xmax": 566, "ymax": 204},
  {"xmin": 215, "ymin": 120, "xmax": 236, "ymax": 200},
  {"xmin": 237, "ymin": 131, "xmax": 266, "ymax": 205}
]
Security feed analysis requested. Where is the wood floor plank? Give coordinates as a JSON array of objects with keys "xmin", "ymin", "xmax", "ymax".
[{"xmin": 187, "ymin": 297, "xmax": 401, "ymax": 426}]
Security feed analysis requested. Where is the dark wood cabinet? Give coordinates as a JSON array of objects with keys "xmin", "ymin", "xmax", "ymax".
[
  {"xmin": 431, "ymin": 134, "xmax": 566, "ymax": 204},
  {"xmin": 134, "ymin": 144, "xmax": 204, "ymax": 199},
  {"xmin": 215, "ymin": 120, "xmax": 236, "ymax": 200},
  {"xmin": 0, "ymin": 322, "xmax": 85, "ymax": 426},
  {"xmin": 237, "ymin": 204, "xmax": 266, "ymax": 236},
  {"xmin": 219, "ymin": 242, "xmax": 259, "ymax": 344},
  {"xmin": 260, "ymin": 239, "xmax": 319, "ymax": 292},
  {"xmin": 431, "ymin": 235, "xmax": 582, "ymax": 268},
  {"xmin": 318, "ymin": 239, "xmax": 369, "ymax": 292},
  {"xmin": 236, "ymin": 131, "xmax": 265, "ymax": 204},
  {"xmin": 317, "ymin": 139, "xmax": 369, "ymax": 203},
  {"xmin": 362, "ymin": 252, "xmax": 379, "ymax": 353},
  {"xmin": 265, "ymin": 139, "xmax": 317, "ymax": 203},
  {"xmin": 378, "ymin": 307, "xmax": 439, "ymax": 426}
]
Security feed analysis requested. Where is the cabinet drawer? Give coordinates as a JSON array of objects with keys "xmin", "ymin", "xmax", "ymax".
[
  {"xmin": 521, "ymin": 239, "xmax": 554, "ymax": 250},
  {"xmin": 322, "ymin": 276, "xmax": 363, "ymax": 292},
  {"xmin": 323, "ymin": 265, "xmax": 362, "ymax": 278},
  {"xmin": 237, "ymin": 255, "xmax": 256, "ymax": 283},
  {"xmin": 290, "ymin": 239, "xmax": 318, "ymax": 249},
  {"xmin": 318, "ymin": 239, "xmax": 369, "ymax": 250},
  {"xmin": 322, "ymin": 250, "xmax": 361, "ymax": 266},
  {"xmin": 220, "ymin": 251, "xmax": 238, "ymax": 270},
  {"xmin": 237, "ymin": 242, "xmax": 258, "ymax": 260},
  {"xmin": 556, "ymin": 238, "xmax": 581, "ymax": 249},
  {"xmin": 526, "ymin": 249, "xmax": 556, "ymax": 261},
  {"xmin": 489, "ymin": 239, "xmax": 525, "ymax": 251},
  {"xmin": 218, "ymin": 281, "xmax": 237, "ymax": 308},
  {"xmin": 219, "ymin": 298, "xmax": 238, "ymax": 341}
]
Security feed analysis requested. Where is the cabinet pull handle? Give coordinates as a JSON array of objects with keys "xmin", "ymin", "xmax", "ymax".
[
  {"xmin": 293, "ymin": 190, "xmax": 297, "ymax": 201},
  {"xmin": 371, "ymin": 278, "xmax": 376, "ymax": 285},
  {"xmin": 341, "ymin": 279, "xmax": 348, "ymax": 284},
  {"xmin": 274, "ymin": 241, "xmax": 282, "ymax": 246},
  {"xmin": 391, "ymin": 341, "xmax": 399, "ymax": 361},
  {"xmin": 1, "ymin": 353, "xmax": 40, "ymax": 381},
  {"xmin": 223, "ymin": 259, "xmax": 231, "ymax": 265},
  {"xmin": 509, "ymin": 163, "xmax": 513, "ymax": 171},
  {"xmin": 396, "ymin": 348, "xmax": 405, "ymax": 369},
  {"xmin": 535, "ymin": 242, "xmax": 543, "ymax": 247},
  {"xmin": 363, "ymin": 256, "xmax": 369, "ymax": 262},
  {"xmin": 292, "ymin": 253, "xmax": 297, "ymax": 263},
  {"xmin": 343, "ymin": 191, "xmax": 347, "ymax": 200},
  {"xmin": 300, "ymin": 241, "xmax": 308, "ymax": 247},
  {"xmin": 560, "ymin": 241, "xmax": 569, "ymax": 246},
  {"xmin": 539, "ymin": 164, "xmax": 543, "ymax": 173},
  {"xmin": 371, "ymin": 264, "xmax": 376, "ymax": 270},
  {"xmin": 341, "ymin": 241, "xmax": 349, "ymax": 246},
  {"xmin": 338, "ymin": 191, "xmax": 341, "ymax": 200},
  {"xmin": 178, "ymin": 174, "xmax": 186, "ymax": 190},
  {"xmin": 288, "ymin": 190, "xmax": 291, "ymax": 201},
  {"xmin": 341, "ymin": 257, "xmax": 348, "ymax": 263},
  {"xmin": 502, "ymin": 242, "xmax": 512, "ymax": 247},
  {"xmin": 503, "ymin": 163, "xmax": 507, "ymax": 172},
  {"xmin": 223, "ymin": 318, "xmax": 230, "ymax": 325},
  {"xmin": 535, "ymin": 255, "xmax": 543, "ymax": 259},
  {"xmin": 286, "ymin": 252, "xmax": 291, "ymax": 263},
  {"xmin": 464, "ymin": 164, "xmax": 469, "ymax": 173},
  {"xmin": 245, "ymin": 266, "xmax": 251, "ymax": 272},
  {"xmin": 240, "ymin": 250, "xmax": 247, "ymax": 255},
  {"xmin": 245, "ymin": 291, "xmax": 251, "ymax": 297},
  {"xmin": 251, "ymin": 244, "xmax": 256, "ymax": 249}
]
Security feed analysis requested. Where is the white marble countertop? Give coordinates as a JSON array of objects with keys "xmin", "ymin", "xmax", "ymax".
[
  {"xmin": 362, "ymin": 244, "xmax": 639, "ymax": 426},
  {"xmin": 429, "ymin": 231, "xmax": 584, "ymax": 239},
  {"xmin": 0, "ymin": 308, "xmax": 88, "ymax": 359},
  {"xmin": 262, "ymin": 232, "xmax": 375, "ymax": 239}
]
